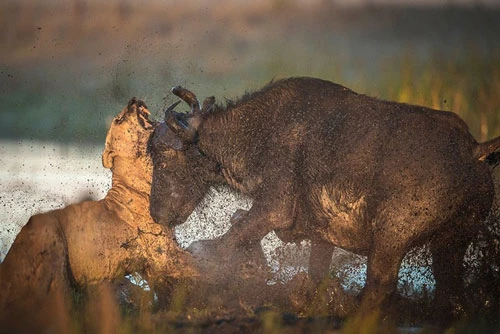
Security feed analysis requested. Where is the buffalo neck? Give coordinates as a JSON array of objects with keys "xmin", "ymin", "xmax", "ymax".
[
  {"xmin": 195, "ymin": 83, "xmax": 294, "ymax": 165},
  {"xmin": 197, "ymin": 109, "xmax": 246, "ymax": 171},
  {"xmin": 195, "ymin": 105, "xmax": 268, "ymax": 195}
]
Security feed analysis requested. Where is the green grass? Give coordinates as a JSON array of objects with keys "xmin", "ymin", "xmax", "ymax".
[
  {"xmin": 2, "ymin": 50, "xmax": 499, "ymax": 144},
  {"xmin": 373, "ymin": 52, "xmax": 500, "ymax": 142},
  {"xmin": 1, "ymin": 3, "xmax": 499, "ymax": 144}
]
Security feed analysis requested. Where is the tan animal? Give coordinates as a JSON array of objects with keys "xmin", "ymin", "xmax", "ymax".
[{"xmin": 0, "ymin": 98, "xmax": 196, "ymax": 332}]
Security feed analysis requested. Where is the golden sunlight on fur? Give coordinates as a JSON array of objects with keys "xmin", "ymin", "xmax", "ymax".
[{"xmin": 0, "ymin": 98, "xmax": 197, "ymax": 332}]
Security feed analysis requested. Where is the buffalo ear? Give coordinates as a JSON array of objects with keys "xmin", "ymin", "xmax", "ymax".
[
  {"xmin": 165, "ymin": 112, "xmax": 198, "ymax": 144},
  {"xmin": 149, "ymin": 123, "xmax": 186, "ymax": 153},
  {"xmin": 201, "ymin": 96, "xmax": 216, "ymax": 114}
]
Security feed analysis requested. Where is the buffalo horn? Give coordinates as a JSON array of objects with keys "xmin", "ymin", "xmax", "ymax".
[
  {"xmin": 163, "ymin": 100, "xmax": 181, "ymax": 121},
  {"xmin": 165, "ymin": 111, "xmax": 197, "ymax": 144},
  {"xmin": 171, "ymin": 86, "xmax": 200, "ymax": 115}
]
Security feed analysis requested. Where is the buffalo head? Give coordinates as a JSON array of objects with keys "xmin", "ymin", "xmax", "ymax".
[{"xmin": 148, "ymin": 88, "xmax": 218, "ymax": 227}]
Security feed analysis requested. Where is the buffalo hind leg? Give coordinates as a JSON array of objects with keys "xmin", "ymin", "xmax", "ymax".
[
  {"xmin": 430, "ymin": 231, "xmax": 472, "ymax": 324},
  {"xmin": 307, "ymin": 239, "xmax": 342, "ymax": 314}
]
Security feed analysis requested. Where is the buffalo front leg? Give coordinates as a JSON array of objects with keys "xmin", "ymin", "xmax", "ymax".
[
  {"xmin": 222, "ymin": 179, "xmax": 297, "ymax": 265},
  {"xmin": 226, "ymin": 183, "xmax": 297, "ymax": 246},
  {"xmin": 359, "ymin": 239, "xmax": 405, "ymax": 321},
  {"xmin": 309, "ymin": 238, "xmax": 335, "ymax": 284},
  {"xmin": 188, "ymin": 179, "xmax": 298, "ymax": 280}
]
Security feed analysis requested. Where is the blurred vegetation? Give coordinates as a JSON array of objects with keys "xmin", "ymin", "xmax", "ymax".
[
  {"xmin": 0, "ymin": 1, "xmax": 499, "ymax": 144},
  {"xmin": 376, "ymin": 52, "xmax": 500, "ymax": 142},
  {"xmin": 1, "ymin": 1, "xmax": 500, "ymax": 331}
]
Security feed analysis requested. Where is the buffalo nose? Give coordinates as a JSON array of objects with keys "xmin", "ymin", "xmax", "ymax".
[{"xmin": 149, "ymin": 203, "xmax": 164, "ymax": 225}]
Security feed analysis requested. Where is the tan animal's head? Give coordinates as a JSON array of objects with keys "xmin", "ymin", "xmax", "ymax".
[{"xmin": 103, "ymin": 98, "xmax": 157, "ymax": 194}]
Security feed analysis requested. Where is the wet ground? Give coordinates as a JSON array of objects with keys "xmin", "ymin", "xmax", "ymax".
[
  {"xmin": 0, "ymin": 141, "xmax": 499, "ymax": 333},
  {"xmin": 1, "ymin": 141, "xmax": 500, "ymax": 333}
]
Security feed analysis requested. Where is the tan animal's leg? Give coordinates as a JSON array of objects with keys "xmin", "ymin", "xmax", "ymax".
[{"xmin": 0, "ymin": 215, "xmax": 72, "ymax": 332}]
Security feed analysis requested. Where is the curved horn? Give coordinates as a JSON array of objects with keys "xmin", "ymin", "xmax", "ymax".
[
  {"xmin": 163, "ymin": 100, "xmax": 181, "ymax": 121},
  {"xmin": 171, "ymin": 86, "xmax": 200, "ymax": 115},
  {"xmin": 165, "ymin": 112, "xmax": 197, "ymax": 144}
]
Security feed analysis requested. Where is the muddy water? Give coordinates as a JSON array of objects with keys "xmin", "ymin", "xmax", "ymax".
[
  {"xmin": 0, "ymin": 141, "xmax": 108, "ymax": 258},
  {"xmin": 2, "ymin": 141, "xmax": 499, "ymax": 280},
  {"xmin": 1, "ymin": 141, "xmax": 499, "ymax": 330},
  {"xmin": 0, "ymin": 141, "xmax": 432, "ymax": 289}
]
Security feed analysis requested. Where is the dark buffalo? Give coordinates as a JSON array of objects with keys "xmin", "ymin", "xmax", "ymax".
[{"xmin": 148, "ymin": 77, "xmax": 500, "ymax": 320}]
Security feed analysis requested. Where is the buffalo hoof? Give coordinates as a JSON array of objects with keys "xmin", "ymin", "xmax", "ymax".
[
  {"xmin": 428, "ymin": 294, "xmax": 466, "ymax": 327},
  {"xmin": 187, "ymin": 239, "xmax": 221, "ymax": 275},
  {"xmin": 229, "ymin": 209, "xmax": 249, "ymax": 225}
]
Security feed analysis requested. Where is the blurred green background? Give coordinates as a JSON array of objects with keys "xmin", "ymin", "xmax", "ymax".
[{"xmin": 1, "ymin": 0, "xmax": 499, "ymax": 144}]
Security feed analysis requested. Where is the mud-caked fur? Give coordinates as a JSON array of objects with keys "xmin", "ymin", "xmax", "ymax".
[
  {"xmin": 0, "ymin": 99, "xmax": 196, "ymax": 332},
  {"xmin": 149, "ymin": 77, "xmax": 500, "ymax": 322}
]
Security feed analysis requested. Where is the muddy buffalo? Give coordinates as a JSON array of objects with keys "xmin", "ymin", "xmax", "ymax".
[
  {"xmin": 148, "ymin": 77, "xmax": 500, "ymax": 320},
  {"xmin": 0, "ymin": 99, "xmax": 196, "ymax": 332}
]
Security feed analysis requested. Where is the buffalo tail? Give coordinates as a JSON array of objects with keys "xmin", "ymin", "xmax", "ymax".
[{"xmin": 474, "ymin": 135, "xmax": 500, "ymax": 162}]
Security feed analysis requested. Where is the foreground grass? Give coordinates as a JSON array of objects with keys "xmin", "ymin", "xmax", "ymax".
[{"xmin": 59, "ymin": 289, "xmax": 499, "ymax": 334}]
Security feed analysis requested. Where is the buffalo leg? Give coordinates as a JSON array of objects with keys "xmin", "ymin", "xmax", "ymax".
[
  {"xmin": 224, "ymin": 177, "xmax": 298, "ymax": 247},
  {"xmin": 429, "ymin": 232, "xmax": 471, "ymax": 323},
  {"xmin": 360, "ymin": 240, "xmax": 405, "ymax": 319},
  {"xmin": 188, "ymin": 178, "xmax": 297, "ymax": 278},
  {"xmin": 309, "ymin": 239, "xmax": 335, "ymax": 283}
]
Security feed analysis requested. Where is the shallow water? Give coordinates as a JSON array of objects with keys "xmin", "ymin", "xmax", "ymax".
[
  {"xmin": 0, "ymin": 140, "xmax": 436, "ymax": 296},
  {"xmin": 1, "ymin": 140, "xmax": 499, "ymax": 332}
]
